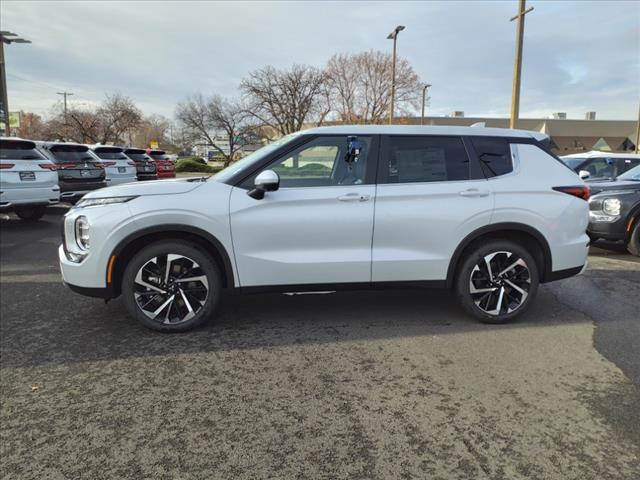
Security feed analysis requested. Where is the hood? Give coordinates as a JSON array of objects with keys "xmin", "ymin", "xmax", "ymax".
[
  {"xmin": 588, "ymin": 180, "xmax": 640, "ymax": 196},
  {"xmin": 83, "ymin": 177, "xmax": 207, "ymax": 199}
]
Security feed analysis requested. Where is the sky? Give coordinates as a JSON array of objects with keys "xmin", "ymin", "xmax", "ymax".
[{"xmin": 1, "ymin": 0, "xmax": 639, "ymax": 121}]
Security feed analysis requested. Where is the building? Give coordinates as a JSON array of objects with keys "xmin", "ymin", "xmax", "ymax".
[{"xmin": 392, "ymin": 115, "xmax": 637, "ymax": 155}]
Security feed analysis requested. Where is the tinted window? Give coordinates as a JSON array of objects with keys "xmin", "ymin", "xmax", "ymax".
[
  {"xmin": 0, "ymin": 139, "xmax": 45, "ymax": 160},
  {"xmin": 617, "ymin": 164, "xmax": 640, "ymax": 181},
  {"xmin": 618, "ymin": 157, "xmax": 640, "ymax": 173},
  {"xmin": 385, "ymin": 136, "xmax": 469, "ymax": 183},
  {"xmin": 248, "ymin": 135, "xmax": 372, "ymax": 188},
  {"xmin": 95, "ymin": 151, "xmax": 128, "ymax": 160},
  {"xmin": 471, "ymin": 137, "xmax": 513, "ymax": 177},
  {"xmin": 48, "ymin": 145, "xmax": 96, "ymax": 163},
  {"xmin": 583, "ymin": 158, "xmax": 616, "ymax": 179},
  {"xmin": 126, "ymin": 152, "xmax": 152, "ymax": 161}
]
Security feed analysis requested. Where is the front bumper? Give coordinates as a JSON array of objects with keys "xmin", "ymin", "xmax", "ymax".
[{"xmin": 588, "ymin": 217, "xmax": 627, "ymax": 241}]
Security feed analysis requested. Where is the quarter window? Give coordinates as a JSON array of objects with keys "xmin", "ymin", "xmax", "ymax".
[
  {"xmin": 471, "ymin": 137, "xmax": 513, "ymax": 177},
  {"xmin": 385, "ymin": 136, "xmax": 470, "ymax": 183}
]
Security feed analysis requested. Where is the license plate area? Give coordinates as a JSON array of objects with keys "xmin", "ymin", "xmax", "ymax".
[
  {"xmin": 118, "ymin": 167, "xmax": 126, "ymax": 173},
  {"xmin": 80, "ymin": 170, "xmax": 91, "ymax": 177},
  {"xmin": 19, "ymin": 171, "xmax": 36, "ymax": 181}
]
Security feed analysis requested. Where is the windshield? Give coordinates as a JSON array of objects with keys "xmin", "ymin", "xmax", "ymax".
[
  {"xmin": 617, "ymin": 164, "xmax": 640, "ymax": 181},
  {"xmin": 212, "ymin": 133, "xmax": 302, "ymax": 183},
  {"xmin": 563, "ymin": 157, "xmax": 585, "ymax": 169}
]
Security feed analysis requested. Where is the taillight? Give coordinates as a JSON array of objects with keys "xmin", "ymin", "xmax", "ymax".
[
  {"xmin": 127, "ymin": 161, "xmax": 136, "ymax": 166},
  {"xmin": 0, "ymin": 163, "xmax": 15, "ymax": 169},
  {"xmin": 553, "ymin": 186, "xmax": 590, "ymax": 201},
  {"xmin": 95, "ymin": 162, "xmax": 116, "ymax": 168},
  {"xmin": 39, "ymin": 163, "xmax": 58, "ymax": 170}
]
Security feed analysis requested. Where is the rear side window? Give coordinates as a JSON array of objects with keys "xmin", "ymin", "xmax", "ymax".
[
  {"xmin": 384, "ymin": 136, "xmax": 470, "ymax": 183},
  {"xmin": 0, "ymin": 140, "xmax": 45, "ymax": 160},
  {"xmin": 471, "ymin": 137, "xmax": 513, "ymax": 177}
]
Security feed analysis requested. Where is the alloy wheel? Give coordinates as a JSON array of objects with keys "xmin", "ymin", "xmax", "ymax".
[
  {"xmin": 469, "ymin": 250, "xmax": 531, "ymax": 316},
  {"xmin": 133, "ymin": 254, "xmax": 209, "ymax": 325}
]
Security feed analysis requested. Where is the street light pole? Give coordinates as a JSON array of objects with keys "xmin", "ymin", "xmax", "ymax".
[
  {"xmin": 387, "ymin": 25, "xmax": 405, "ymax": 125},
  {"xmin": 421, "ymin": 84, "xmax": 432, "ymax": 125},
  {"xmin": 636, "ymin": 99, "xmax": 640, "ymax": 154},
  {"xmin": 509, "ymin": 0, "xmax": 533, "ymax": 129},
  {"xmin": 0, "ymin": 31, "xmax": 31, "ymax": 135}
]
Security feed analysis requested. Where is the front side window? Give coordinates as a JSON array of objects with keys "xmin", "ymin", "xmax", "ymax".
[
  {"xmin": 471, "ymin": 137, "xmax": 512, "ymax": 177},
  {"xmin": 254, "ymin": 135, "xmax": 372, "ymax": 188},
  {"xmin": 384, "ymin": 136, "xmax": 470, "ymax": 183}
]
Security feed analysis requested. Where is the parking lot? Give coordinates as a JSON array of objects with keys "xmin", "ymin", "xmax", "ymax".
[{"xmin": 1, "ymin": 207, "xmax": 639, "ymax": 479}]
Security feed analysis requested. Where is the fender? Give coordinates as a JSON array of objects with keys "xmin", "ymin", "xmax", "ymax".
[
  {"xmin": 108, "ymin": 224, "xmax": 235, "ymax": 292},
  {"xmin": 445, "ymin": 222, "xmax": 553, "ymax": 287}
]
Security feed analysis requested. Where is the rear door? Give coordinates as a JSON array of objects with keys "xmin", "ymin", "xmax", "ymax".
[
  {"xmin": 229, "ymin": 135, "xmax": 377, "ymax": 287},
  {"xmin": 372, "ymin": 135, "xmax": 493, "ymax": 282}
]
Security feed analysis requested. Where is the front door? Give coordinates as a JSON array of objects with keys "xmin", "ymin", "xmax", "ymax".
[{"xmin": 229, "ymin": 135, "xmax": 377, "ymax": 287}]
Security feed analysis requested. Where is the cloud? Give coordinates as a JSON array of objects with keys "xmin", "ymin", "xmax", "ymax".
[{"xmin": 1, "ymin": 0, "xmax": 638, "ymax": 120}]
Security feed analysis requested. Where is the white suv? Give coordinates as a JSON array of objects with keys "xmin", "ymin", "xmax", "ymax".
[
  {"xmin": 90, "ymin": 145, "xmax": 138, "ymax": 185},
  {"xmin": 59, "ymin": 126, "xmax": 590, "ymax": 332},
  {"xmin": 0, "ymin": 137, "xmax": 60, "ymax": 220}
]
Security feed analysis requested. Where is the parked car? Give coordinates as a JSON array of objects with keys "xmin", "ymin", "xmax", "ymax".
[
  {"xmin": 561, "ymin": 151, "xmax": 640, "ymax": 181},
  {"xmin": 123, "ymin": 148, "xmax": 157, "ymax": 181},
  {"xmin": 147, "ymin": 149, "xmax": 175, "ymax": 178},
  {"xmin": 35, "ymin": 142, "xmax": 107, "ymax": 203},
  {"xmin": 60, "ymin": 125, "xmax": 589, "ymax": 332},
  {"xmin": 90, "ymin": 145, "xmax": 137, "ymax": 185},
  {"xmin": 0, "ymin": 137, "xmax": 60, "ymax": 220},
  {"xmin": 587, "ymin": 164, "xmax": 640, "ymax": 256}
]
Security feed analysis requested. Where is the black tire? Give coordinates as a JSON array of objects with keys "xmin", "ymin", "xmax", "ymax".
[
  {"xmin": 627, "ymin": 222, "xmax": 640, "ymax": 257},
  {"xmin": 122, "ymin": 241, "xmax": 222, "ymax": 332},
  {"xmin": 15, "ymin": 205, "xmax": 46, "ymax": 221},
  {"xmin": 455, "ymin": 239, "xmax": 539, "ymax": 324}
]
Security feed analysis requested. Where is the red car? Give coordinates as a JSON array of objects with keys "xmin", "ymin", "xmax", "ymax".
[{"xmin": 147, "ymin": 149, "xmax": 175, "ymax": 179}]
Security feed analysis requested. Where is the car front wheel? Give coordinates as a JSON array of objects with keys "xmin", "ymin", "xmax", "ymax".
[
  {"xmin": 122, "ymin": 241, "xmax": 222, "ymax": 332},
  {"xmin": 455, "ymin": 240, "xmax": 539, "ymax": 324},
  {"xmin": 627, "ymin": 222, "xmax": 640, "ymax": 257}
]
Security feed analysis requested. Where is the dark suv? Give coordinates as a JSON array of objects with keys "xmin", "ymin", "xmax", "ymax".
[
  {"xmin": 588, "ymin": 164, "xmax": 640, "ymax": 256},
  {"xmin": 35, "ymin": 142, "xmax": 106, "ymax": 203},
  {"xmin": 124, "ymin": 148, "xmax": 158, "ymax": 181}
]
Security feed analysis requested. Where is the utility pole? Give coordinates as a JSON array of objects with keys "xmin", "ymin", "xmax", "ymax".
[
  {"xmin": 387, "ymin": 25, "xmax": 405, "ymax": 125},
  {"xmin": 0, "ymin": 31, "xmax": 31, "ymax": 135},
  {"xmin": 509, "ymin": 0, "xmax": 534, "ymax": 129},
  {"xmin": 421, "ymin": 84, "xmax": 432, "ymax": 125},
  {"xmin": 57, "ymin": 91, "xmax": 74, "ymax": 117},
  {"xmin": 636, "ymin": 100, "xmax": 640, "ymax": 154}
]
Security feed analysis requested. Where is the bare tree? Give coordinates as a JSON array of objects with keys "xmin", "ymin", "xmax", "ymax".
[
  {"xmin": 131, "ymin": 114, "xmax": 172, "ymax": 149},
  {"xmin": 95, "ymin": 93, "xmax": 143, "ymax": 144},
  {"xmin": 16, "ymin": 112, "xmax": 46, "ymax": 139},
  {"xmin": 326, "ymin": 50, "xmax": 421, "ymax": 124},
  {"xmin": 240, "ymin": 64, "xmax": 328, "ymax": 136},
  {"xmin": 175, "ymin": 94, "xmax": 248, "ymax": 166}
]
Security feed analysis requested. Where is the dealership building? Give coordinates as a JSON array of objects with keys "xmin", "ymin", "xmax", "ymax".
[{"xmin": 396, "ymin": 113, "xmax": 638, "ymax": 155}]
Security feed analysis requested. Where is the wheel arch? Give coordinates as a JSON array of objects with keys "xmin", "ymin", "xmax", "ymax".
[
  {"xmin": 107, "ymin": 224, "xmax": 235, "ymax": 297},
  {"xmin": 446, "ymin": 222, "xmax": 552, "ymax": 287}
]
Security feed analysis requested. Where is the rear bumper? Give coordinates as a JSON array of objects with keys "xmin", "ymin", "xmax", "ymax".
[
  {"xmin": 106, "ymin": 176, "xmax": 138, "ymax": 186},
  {"xmin": 542, "ymin": 264, "xmax": 586, "ymax": 283},
  {"xmin": 59, "ymin": 180, "xmax": 107, "ymax": 200},
  {"xmin": 0, "ymin": 184, "xmax": 60, "ymax": 209},
  {"xmin": 136, "ymin": 173, "xmax": 158, "ymax": 181},
  {"xmin": 156, "ymin": 170, "xmax": 176, "ymax": 178}
]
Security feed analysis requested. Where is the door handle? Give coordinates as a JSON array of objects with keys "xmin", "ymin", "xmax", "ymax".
[
  {"xmin": 459, "ymin": 188, "xmax": 490, "ymax": 198},
  {"xmin": 337, "ymin": 193, "xmax": 370, "ymax": 202}
]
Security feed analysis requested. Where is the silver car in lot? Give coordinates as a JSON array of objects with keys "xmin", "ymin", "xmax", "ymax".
[
  {"xmin": 0, "ymin": 137, "xmax": 60, "ymax": 221},
  {"xmin": 90, "ymin": 145, "xmax": 138, "ymax": 186}
]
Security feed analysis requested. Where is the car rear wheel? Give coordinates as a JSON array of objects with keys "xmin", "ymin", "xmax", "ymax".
[
  {"xmin": 455, "ymin": 240, "xmax": 539, "ymax": 324},
  {"xmin": 15, "ymin": 205, "xmax": 46, "ymax": 221},
  {"xmin": 627, "ymin": 222, "xmax": 640, "ymax": 257},
  {"xmin": 122, "ymin": 241, "xmax": 222, "ymax": 332}
]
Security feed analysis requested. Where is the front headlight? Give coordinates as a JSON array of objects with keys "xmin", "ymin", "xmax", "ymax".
[
  {"xmin": 75, "ymin": 216, "xmax": 90, "ymax": 251},
  {"xmin": 76, "ymin": 196, "xmax": 137, "ymax": 208},
  {"xmin": 602, "ymin": 198, "xmax": 621, "ymax": 216}
]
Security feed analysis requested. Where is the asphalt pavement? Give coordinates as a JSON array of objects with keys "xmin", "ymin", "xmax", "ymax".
[{"xmin": 1, "ymin": 208, "xmax": 639, "ymax": 479}]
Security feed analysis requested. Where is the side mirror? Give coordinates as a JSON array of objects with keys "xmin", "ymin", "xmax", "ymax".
[
  {"xmin": 248, "ymin": 169, "xmax": 280, "ymax": 200},
  {"xmin": 578, "ymin": 170, "xmax": 591, "ymax": 180}
]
